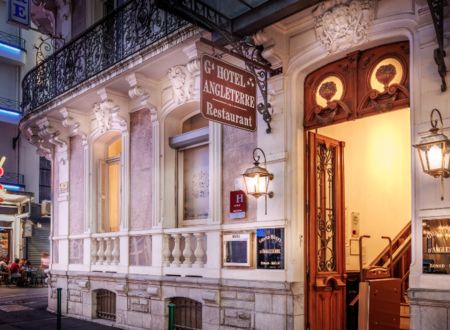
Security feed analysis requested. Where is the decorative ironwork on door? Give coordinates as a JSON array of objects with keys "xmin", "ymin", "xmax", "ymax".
[
  {"xmin": 96, "ymin": 289, "xmax": 116, "ymax": 321},
  {"xmin": 316, "ymin": 142, "xmax": 337, "ymax": 273},
  {"xmin": 306, "ymin": 132, "xmax": 346, "ymax": 330}
]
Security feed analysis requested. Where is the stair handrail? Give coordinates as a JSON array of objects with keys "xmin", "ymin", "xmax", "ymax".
[
  {"xmin": 382, "ymin": 236, "xmax": 411, "ymax": 269},
  {"xmin": 370, "ymin": 221, "xmax": 411, "ymax": 267}
]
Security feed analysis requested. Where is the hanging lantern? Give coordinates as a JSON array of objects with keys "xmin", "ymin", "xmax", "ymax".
[
  {"xmin": 414, "ymin": 108, "xmax": 450, "ymax": 200},
  {"xmin": 242, "ymin": 148, "xmax": 273, "ymax": 214}
]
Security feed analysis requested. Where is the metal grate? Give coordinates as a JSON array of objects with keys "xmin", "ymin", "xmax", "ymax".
[
  {"xmin": 172, "ymin": 297, "xmax": 202, "ymax": 330},
  {"xmin": 96, "ymin": 289, "xmax": 116, "ymax": 321}
]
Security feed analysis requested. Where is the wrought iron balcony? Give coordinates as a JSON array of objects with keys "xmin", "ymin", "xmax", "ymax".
[
  {"xmin": 0, "ymin": 96, "xmax": 21, "ymax": 113},
  {"xmin": 21, "ymin": 0, "xmax": 188, "ymax": 115},
  {"xmin": 0, "ymin": 31, "xmax": 26, "ymax": 51}
]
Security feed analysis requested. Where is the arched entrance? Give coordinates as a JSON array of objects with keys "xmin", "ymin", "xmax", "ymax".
[
  {"xmin": 94, "ymin": 289, "xmax": 116, "ymax": 321},
  {"xmin": 304, "ymin": 42, "xmax": 411, "ymax": 329},
  {"xmin": 170, "ymin": 297, "xmax": 202, "ymax": 330}
]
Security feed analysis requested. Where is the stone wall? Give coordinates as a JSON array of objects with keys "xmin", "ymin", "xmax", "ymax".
[
  {"xmin": 222, "ymin": 125, "xmax": 257, "ymax": 224},
  {"xmin": 48, "ymin": 271, "xmax": 302, "ymax": 330},
  {"xmin": 129, "ymin": 109, "xmax": 153, "ymax": 231},
  {"xmin": 69, "ymin": 136, "xmax": 85, "ymax": 235}
]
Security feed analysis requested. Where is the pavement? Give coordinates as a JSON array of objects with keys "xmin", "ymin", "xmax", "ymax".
[{"xmin": 0, "ymin": 287, "xmax": 119, "ymax": 329}]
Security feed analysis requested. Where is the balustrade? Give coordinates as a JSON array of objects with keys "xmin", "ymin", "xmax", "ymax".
[
  {"xmin": 89, "ymin": 231, "xmax": 208, "ymax": 270},
  {"xmin": 91, "ymin": 235, "xmax": 120, "ymax": 266},
  {"xmin": 166, "ymin": 231, "xmax": 207, "ymax": 268}
]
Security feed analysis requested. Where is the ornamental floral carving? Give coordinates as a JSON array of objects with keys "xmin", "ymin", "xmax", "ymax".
[
  {"xmin": 314, "ymin": 0, "xmax": 375, "ymax": 53},
  {"xmin": 168, "ymin": 65, "xmax": 193, "ymax": 104}
]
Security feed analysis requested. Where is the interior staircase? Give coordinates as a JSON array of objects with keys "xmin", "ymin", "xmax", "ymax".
[{"xmin": 347, "ymin": 221, "xmax": 412, "ymax": 329}]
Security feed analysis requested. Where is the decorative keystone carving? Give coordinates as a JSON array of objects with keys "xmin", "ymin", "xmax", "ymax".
[
  {"xmin": 168, "ymin": 65, "xmax": 193, "ymax": 104},
  {"xmin": 93, "ymin": 99, "xmax": 127, "ymax": 133},
  {"xmin": 314, "ymin": 0, "xmax": 375, "ymax": 53}
]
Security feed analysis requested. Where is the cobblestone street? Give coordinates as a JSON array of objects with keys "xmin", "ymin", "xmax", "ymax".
[{"xmin": 0, "ymin": 287, "xmax": 118, "ymax": 329}]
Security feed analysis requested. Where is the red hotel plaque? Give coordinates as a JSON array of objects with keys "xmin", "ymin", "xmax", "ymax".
[{"xmin": 201, "ymin": 54, "xmax": 257, "ymax": 131}]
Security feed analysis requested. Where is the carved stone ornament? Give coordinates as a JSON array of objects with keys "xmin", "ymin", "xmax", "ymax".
[
  {"xmin": 314, "ymin": 0, "xmax": 375, "ymax": 53},
  {"xmin": 168, "ymin": 65, "xmax": 193, "ymax": 104},
  {"xmin": 93, "ymin": 100, "xmax": 127, "ymax": 134}
]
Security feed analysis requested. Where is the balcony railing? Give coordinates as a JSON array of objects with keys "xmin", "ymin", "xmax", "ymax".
[
  {"xmin": 0, "ymin": 31, "xmax": 26, "ymax": 51},
  {"xmin": 0, "ymin": 96, "xmax": 21, "ymax": 113},
  {"xmin": 21, "ymin": 0, "xmax": 188, "ymax": 114}
]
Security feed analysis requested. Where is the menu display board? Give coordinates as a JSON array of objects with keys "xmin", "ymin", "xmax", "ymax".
[
  {"xmin": 423, "ymin": 219, "xmax": 450, "ymax": 274},
  {"xmin": 256, "ymin": 228, "xmax": 284, "ymax": 269}
]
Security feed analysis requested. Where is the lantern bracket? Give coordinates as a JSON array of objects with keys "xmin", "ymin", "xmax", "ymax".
[
  {"xmin": 427, "ymin": 0, "xmax": 448, "ymax": 92},
  {"xmin": 430, "ymin": 108, "xmax": 444, "ymax": 132}
]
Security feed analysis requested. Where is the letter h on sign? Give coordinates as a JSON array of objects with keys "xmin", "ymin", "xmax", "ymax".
[{"xmin": 8, "ymin": 0, "xmax": 30, "ymax": 28}]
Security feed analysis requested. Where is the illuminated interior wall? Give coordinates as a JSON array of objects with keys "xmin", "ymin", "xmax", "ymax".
[{"xmin": 318, "ymin": 108, "xmax": 411, "ymax": 270}]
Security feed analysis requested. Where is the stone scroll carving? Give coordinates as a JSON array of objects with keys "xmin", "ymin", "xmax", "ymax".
[{"xmin": 314, "ymin": 0, "xmax": 375, "ymax": 53}]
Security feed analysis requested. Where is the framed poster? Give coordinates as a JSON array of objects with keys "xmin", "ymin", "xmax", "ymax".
[
  {"xmin": 256, "ymin": 228, "xmax": 284, "ymax": 269},
  {"xmin": 423, "ymin": 219, "xmax": 450, "ymax": 274},
  {"xmin": 223, "ymin": 233, "xmax": 252, "ymax": 267}
]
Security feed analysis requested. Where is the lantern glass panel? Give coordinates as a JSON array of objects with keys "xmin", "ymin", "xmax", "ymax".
[
  {"xmin": 445, "ymin": 143, "xmax": 450, "ymax": 172},
  {"xmin": 417, "ymin": 147, "xmax": 429, "ymax": 172},
  {"xmin": 243, "ymin": 173, "xmax": 269, "ymax": 198},
  {"xmin": 428, "ymin": 144, "xmax": 444, "ymax": 171}
]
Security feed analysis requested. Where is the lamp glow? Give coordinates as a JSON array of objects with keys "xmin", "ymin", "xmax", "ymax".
[
  {"xmin": 242, "ymin": 147, "xmax": 273, "ymax": 214},
  {"xmin": 414, "ymin": 108, "xmax": 450, "ymax": 200}
]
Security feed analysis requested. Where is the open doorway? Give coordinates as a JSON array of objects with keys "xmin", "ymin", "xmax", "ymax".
[{"xmin": 306, "ymin": 108, "xmax": 411, "ymax": 329}]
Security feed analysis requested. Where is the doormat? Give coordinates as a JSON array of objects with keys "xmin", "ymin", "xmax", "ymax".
[{"xmin": 0, "ymin": 304, "xmax": 32, "ymax": 312}]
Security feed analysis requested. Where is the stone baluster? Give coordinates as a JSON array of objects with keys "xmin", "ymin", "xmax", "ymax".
[
  {"xmin": 91, "ymin": 238, "xmax": 97, "ymax": 264},
  {"xmin": 172, "ymin": 234, "xmax": 182, "ymax": 267},
  {"xmin": 96, "ymin": 238, "xmax": 104, "ymax": 265},
  {"xmin": 112, "ymin": 237, "xmax": 120, "ymax": 265},
  {"xmin": 182, "ymin": 233, "xmax": 194, "ymax": 267},
  {"xmin": 105, "ymin": 237, "xmax": 112, "ymax": 265},
  {"xmin": 162, "ymin": 234, "xmax": 171, "ymax": 267},
  {"xmin": 193, "ymin": 232, "xmax": 206, "ymax": 267}
]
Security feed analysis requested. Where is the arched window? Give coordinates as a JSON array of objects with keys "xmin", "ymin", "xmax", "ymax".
[
  {"xmin": 95, "ymin": 289, "xmax": 116, "ymax": 321},
  {"xmin": 170, "ymin": 297, "xmax": 202, "ymax": 330},
  {"xmin": 93, "ymin": 131, "xmax": 122, "ymax": 232}
]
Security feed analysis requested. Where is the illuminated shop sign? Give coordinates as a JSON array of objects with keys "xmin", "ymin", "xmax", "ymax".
[
  {"xmin": 423, "ymin": 219, "xmax": 450, "ymax": 274},
  {"xmin": 256, "ymin": 228, "xmax": 284, "ymax": 270},
  {"xmin": 8, "ymin": 0, "xmax": 30, "ymax": 29},
  {"xmin": 201, "ymin": 54, "xmax": 257, "ymax": 131},
  {"xmin": 0, "ymin": 156, "xmax": 6, "ymax": 202}
]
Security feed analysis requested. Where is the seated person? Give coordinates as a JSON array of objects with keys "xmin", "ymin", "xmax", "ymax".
[
  {"xmin": 9, "ymin": 258, "xmax": 21, "ymax": 277},
  {"xmin": 0, "ymin": 257, "xmax": 7, "ymax": 271}
]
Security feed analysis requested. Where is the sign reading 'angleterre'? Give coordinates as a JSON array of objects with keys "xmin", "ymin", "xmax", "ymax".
[{"xmin": 201, "ymin": 54, "xmax": 257, "ymax": 131}]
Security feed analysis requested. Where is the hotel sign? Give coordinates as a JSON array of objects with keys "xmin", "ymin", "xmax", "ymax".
[
  {"xmin": 8, "ymin": 0, "xmax": 31, "ymax": 29},
  {"xmin": 201, "ymin": 54, "xmax": 257, "ymax": 131},
  {"xmin": 423, "ymin": 219, "xmax": 450, "ymax": 274},
  {"xmin": 256, "ymin": 228, "xmax": 284, "ymax": 270}
]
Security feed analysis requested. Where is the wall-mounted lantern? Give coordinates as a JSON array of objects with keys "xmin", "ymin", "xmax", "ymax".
[
  {"xmin": 242, "ymin": 147, "xmax": 273, "ymax": 214},
  {"xmin": 414, "ymin": 108, "xmax": 450, "ymax": 200}
]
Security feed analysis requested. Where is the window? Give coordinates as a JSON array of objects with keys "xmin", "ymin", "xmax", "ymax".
[
  {"xmin": 170, "ymin": 114, "xmax": 209, "ymax": 226},
  {"xmin": 95, "ymin": 133, "xmax": 121, "ymax": 232}
]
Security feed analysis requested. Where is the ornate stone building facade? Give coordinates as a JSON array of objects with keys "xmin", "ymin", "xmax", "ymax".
[{"xmin": 19, "ymin": 0, "xmax": 450, "ymax": 329}]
